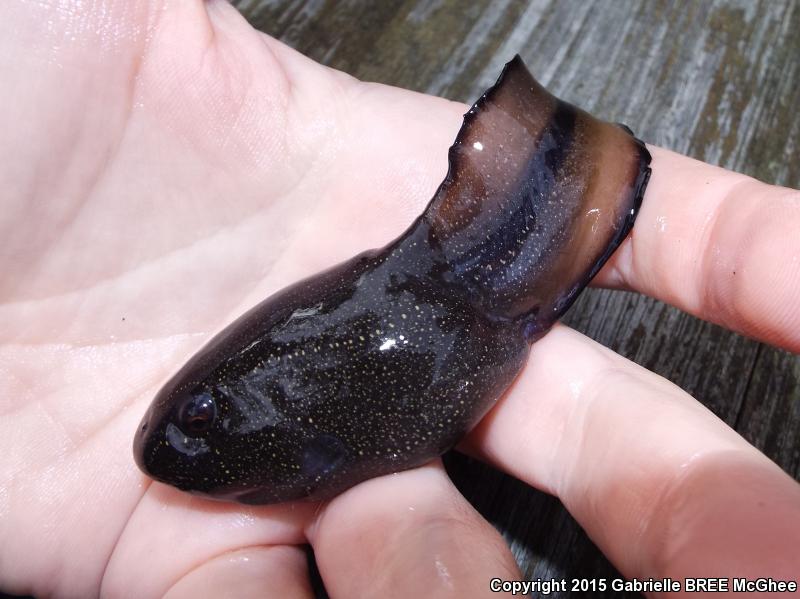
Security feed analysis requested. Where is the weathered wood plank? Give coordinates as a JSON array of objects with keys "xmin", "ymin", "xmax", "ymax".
[{"xmin": 234, "ymin": 1, "xmax": 800, "ymax": 596}]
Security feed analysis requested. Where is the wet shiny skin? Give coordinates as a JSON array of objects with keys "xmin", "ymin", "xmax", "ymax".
[{"xmin": 134, "ymin": 56, "xmax": 651, "ymax": 504}]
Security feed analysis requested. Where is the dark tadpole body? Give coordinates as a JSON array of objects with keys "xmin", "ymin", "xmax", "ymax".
[{"xmin": 134, "ymin": 56, "xmax": 651, "ymax": 504}]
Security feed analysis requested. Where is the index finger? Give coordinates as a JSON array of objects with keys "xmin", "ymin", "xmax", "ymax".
[
  {"xmin": 462, "ymin": 325, "xmax": 800, "ymax": 585},
  {"xmin": 595, "ymin": 146, "xmax": 800, "ymax": 352}
]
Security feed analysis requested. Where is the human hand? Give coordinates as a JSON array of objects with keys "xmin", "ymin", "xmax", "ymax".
[{"xmin": 1, "ymin": 2, "xmax": 798, "ymax": 598}]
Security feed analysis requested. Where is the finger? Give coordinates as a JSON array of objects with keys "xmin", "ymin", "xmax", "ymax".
[
  {"xmin": 102, "ymin": 482, "xmax": 318, "ymax": 597},
  {"xmin": 307, "ymin": 461, "xmax": 520, "ymax": 598},
  {"xmin": 595, "ymin": 146, "xmax": 800, "ymax": 351},
  {"xmin": 464, "ymin": 325, "xmax": 800, "ymax": 582},
  {"xmin": 164, "ymin": 545, "xmax": 313, "ymax": 599}
]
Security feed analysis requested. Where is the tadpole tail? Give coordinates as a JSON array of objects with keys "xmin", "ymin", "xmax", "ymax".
[{"xmin": 420, "ymin": 55, "xmax": 652, "ymax": 337}]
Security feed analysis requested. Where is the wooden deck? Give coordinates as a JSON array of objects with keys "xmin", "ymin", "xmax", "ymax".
[{"xmin": 233, "ymin": 1, "xmax": 800, "ymax": 596}]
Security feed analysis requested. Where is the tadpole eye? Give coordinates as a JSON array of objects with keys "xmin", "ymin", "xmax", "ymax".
[{"xmin": 179, "ymin": 392, "xmax": 217, "ymax": 435}]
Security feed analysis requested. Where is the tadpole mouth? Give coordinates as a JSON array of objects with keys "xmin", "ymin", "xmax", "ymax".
[
  {"xmin": 132, "ymin": 420, "xmax": 192, "ymax": 487},
  {"xmin": 132, "ymin": 406, "xmax": 154, "ymax": 474}
]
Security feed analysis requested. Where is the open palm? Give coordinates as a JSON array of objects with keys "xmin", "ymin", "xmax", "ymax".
[
  {"xmin": 4, "ymin": 2, "xmax": 800, "ymax": 598},
  {"xmin": 0, "ymin": 1, "xmax": 493, "ymax": 596}
]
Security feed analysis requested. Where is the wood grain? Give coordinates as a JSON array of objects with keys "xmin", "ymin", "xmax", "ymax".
[{"xmin": 233, "ymin": 1, "xmax": 800, "ymax": 596}]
